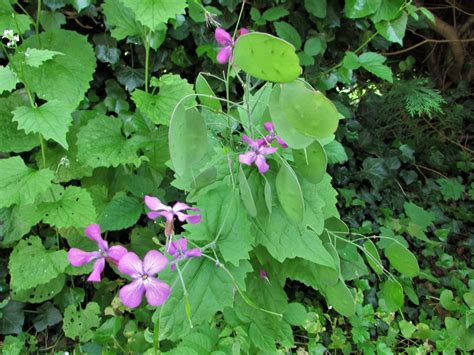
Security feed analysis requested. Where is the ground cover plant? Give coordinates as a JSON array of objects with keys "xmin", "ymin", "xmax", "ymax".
[{"xmin": 0, "ymin": 0, "xmax": 473, "ymax": 353}]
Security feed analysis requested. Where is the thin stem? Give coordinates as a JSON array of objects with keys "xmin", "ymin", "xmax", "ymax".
[
  {"xmin": 245, "ymin": 73, "xmax": 253, "ymax": 136},
  {"xmin": 35, "ymin": 0, "xmax": 42, "ymax": 38},
  {"xmin": 144, "ymin": 29, "xmax": 151, "ymax": 93}
]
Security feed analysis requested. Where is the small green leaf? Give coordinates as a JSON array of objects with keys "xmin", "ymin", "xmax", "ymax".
[
  {"xmin": 13, "ymin": 100, "xmax": 74, "ymax": 149},
  {"xmin": 195, "ymin": 74, "xmax": 221, "ymax": 111},
  {"xmin": 419, "ymin": 7, "xmax": 435, "ymax": 23},
  {"xmin": 383, "ymin": 279, "xmax": 404, "ymax": 311},
  {"xmin": 304, "ymin": 37, "xmax": 323, "ymax": 56},
  {"xmin": 169, "ymin": 106, "xmax": 208, "ymax": 176},
  {"xmin": 233, "ymin": 32, "xmax": 301, "ymax": 83},
  {"xmin": 276, "ymin": 162, "xmax": 305, "ymax": 223},
  {"xmin": 375, "ymin": 12, "xmax": 408, "ymax": 45},
  {"xmin": 325, "ymin": 280, "xmax": 355, "ymax": 317},
  {"xmin": 0, "ymin": 157, "xmax": 54, "ymax": 208},
  {"xmin": 99, "ymin": 193, "xmax": 142, "ymax": 231},
  {"xmin": 0, "ymin": 1, "xmax": 32, "ymax": 34},
  {"xmin": 94, "ymin": 317, "xmax": 122, "ymax": 344},
  {"xmin": 384, "ymin": 242, "xmax": 420, "ymax": 277},
  {"xmin": 239, "ymin": 166, "xmax": 257, "ymax": 218},
  {"xmin": 440, "ymin": 290, "xmax": 461, "ymax": 311},
  {"xmin": 63, "ymin": 302, "xmax": 101, "ymax": 342},
  {"xmin": 264, "ymin": 178, "xmax": 273, "ymax": 214},
  {"xmin": 33, "ymin": 302, "xmax": 62, "ymax": 332},
  {"xmin": 344, "ymin": 0, "xmax": 382, "ymax": 18},
  {"xmin": 294, "ymin": 140, "xmax": 327, "ymax": 183},
  {"xmin": 399, "ymin": 320, "xmax": 416, "ymax": 338},
  {"xmin": 358, "ymin": 52, "xmax": 393, "ymax": 82},
  {"xmin": 102, "ymin": 0, "xmax": 145, "ymax": 40},
  {"xmin": 0, "ymin": 66, "xmax": 18, "ymax": 94},
  {"xmin": 343, "ymin": 51, "xmax": 361, "ymax": 70},
  {"xmin": 24, "ymin": 48, "xmax": 63, "ymax": 67},
  {"xmin": 305, "ymin": 0, "xmax": 327, "ymax": 18},
  {"xmin": 274, "ymin": 22, "xmax": 302, "ymax": 49},
  {"xmin": 363, "ymin": 240, "xmax": 383, "ymax": 274},
  {"xmin": 262, "ymin": 7, "xmax": 289, "ymax": 21}
]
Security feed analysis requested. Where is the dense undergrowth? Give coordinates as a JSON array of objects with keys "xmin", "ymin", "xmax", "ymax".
[{"xmin": 0, "ymin": 0, "xmax": 473, "ymax": 354}]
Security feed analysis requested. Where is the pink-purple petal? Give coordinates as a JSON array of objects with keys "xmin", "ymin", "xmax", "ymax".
[
  {"xmin": 119, "ymin": 280, "xmax": 146, "ymax": 309},
  {"xmin": 87, "ymin": 258, "xmax": 105, "ymax": 282},
  {"xmin": 215, "ymin": 28, "xmax": 232, "ymax": 46},
  {"xmin": 172, "ymin": 202, "xmax": 192, "ymax": 213},
  {"xmin": 168, "ymin": 238, "xmax": 188, "ymax": 256},
  {"xmin": 144, "ymin": 195, "xmax": 169, "ymax": 211},
  {"xmin": 255, "ymin": 155, "xmax": 270, "ymax": 174},
  {"xmin": 85, "ymin": 224, "xmax": 108, "ymax": 250},
  {"xmin": 67, "ymin": 248, "xmax": 100, "ymax": 267},
  {"xmin": 107, "ymin": 245, "xmax": 128, "ymax": 263},
  {"xmin": 216, "ymin": 46, "xmax": 232, "ymax": 64},
  {"xmin": 144, "ymin": 277, "xmax": 171, "ymax": 306},
  {"xmin": 239, "ymin": 151, "xmax": 257, "ymax": 166},
  {"xmin": 143, "ymin": 250, "xmax": 168, "ymax": 275},
  {"xmin": 147, "ymin": 211, "xmax": 174, "ymax": 223},
  {"xmin": 275, "ymin": 135, "xmax": 288, "ymax": 148},
  {"xmin": 118, "ymin": 252, "xmax": 143, "ymax": 278},
  {"xmin": 186, "ymin": 248, "xmax": 202, "ymax": 258},
  {"xmin": 260, "ymin": 146, "xmax": 278, "ymax": 155},
  {"xmin": 263, "ymin": 122, "xmax": 274, "ymax": 133},
  {"xmin": 238, "ymin": 28, "xmax": 249, "ymax": 36},
  {"xmin": 184, "ymin": 214, "xmax": 202, "ymax": 224}
]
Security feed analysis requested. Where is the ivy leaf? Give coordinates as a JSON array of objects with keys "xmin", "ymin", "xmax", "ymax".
[
  {"xmin": 13, "ymin": 100, "xmax": 74, "ymax": 149},
  {"xmin": 132, "ymin": 74, "xmax": 195, "ymax": 125},
  {"xmin": 157, "ymin": 258, "xmax": 252, "ymax": 340},
  {"xmin": 39, "ymin": 186, "xmax": 97, "ymax": 229},
  {"xmin": 0, "ymin": 66, "xmax": 18, "ymax": 94},
  {"xmin": 119, "ymin": 0, "xmax": 187, "ymax": 31},
  {"xmin": 0, "ymin": 157, "xmax": 54, "ymax": 208},
  {"xmin": 24, "ymin": 48, "xmax": 63, "ymax": 67},
  {"xmin": 344, "ymin": 0, "xmax": 382, "ymax": 19},
  {"xmin": 375, "ymin": 12, "xmax": 408, "ymax": 45},
  {"xmin": 0, "ymin": 94, "xmax": 38, "ymax": 153},
  {"xmin": 0, "ymin": 301, "xmax": 24, "ymax": 335},
  {"xmin": 33, "ymin": 302, "xmax": 62, "ymax": 332},
  {"xmin": 11, "ymin": 29, "xmax": 96, "ymax": 106},
  {"xmin": 102, "ymin": 0, "xmax": 145, "ymax": 40},
  {"xmin": 77, "ymin": 114, "xmax": 145, "ymax": 168},
  {"xmin": 63, "ymin": 302, "xmax": 101, "ymax": 342},
  {"xmin": 8, "ymin": 236, "xmax": 68, "ymax": 292},
  {"xmin": 99, "ymin": 193, "xmax": 142, "ymax": 231},
  {"xmin": 358, "ymin": 52, "xmax": 393, "ymax": 82},
  {"xmin": 437, "ymin": 178, "xmax": 465, "ymax": 201}
]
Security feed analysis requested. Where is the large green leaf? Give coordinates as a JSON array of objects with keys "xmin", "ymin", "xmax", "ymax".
[
  {"xmin": 132, "ymin": 74, "xmax": 195, "ymax": 125},
  {"xmin": 233, "ymin": 32, "xmax": 301, "ymax": 83},
  {"xmin": 0, "ymin": 94, "xmax": 38, "ymax": 153},
  {"xmin": 375, "ymin": 12, "xmax": 408, "ymax": 45},
  {"xmin": 11, "ymin": 275, "xmax": 65, "ymax": 303},
  {"xmin": 77, "ymin": 114, "xmax": 145, "ymax": 168},
  {"xmin": 63, "ymin": 302, "xmax": 101, "ymax": 342},
  {"xmin": 0, "ymin": 157, "xmax": 54, "ymax": 208},
  {"xmin": 275, "ymin": 162, "xmax": 305, "ymax": 223},
  {"xmin": 157, "ymin": 258, "xmax": 252, "ymax": 340},
  {"xmin": 279, "ymin": 80, "xmax": 339, "ymax": 139},
  {"xmin": 0, "ymin": 204, "xmax": 42, "ymax": 247},
  {"xmin": 384, "ymin": 242, "xmax": 420, "ymax": 277},
  {"xmin": 98, "ymin": 193, "xmax": 142, "ymax": 231},
  {"xmin": 169, "ymin": 106, "xmax": 208, "ymax": 176},
  {"xmin": 11, "ymin": 29, "xmax": 96, "ymax": 106},
  {"xmin": 195, "ymin": 74, "xmax": 221, "ymax": 112},
  {"xmin": 382, "ymin": 279, "xmax": 404, "ymax": 311},
  {"xmin": 39, "ymin": 186, "xmax": 97, "ymax": 229},
  {"xmin": 119, "ymin": 0, "xmax": 187, "ymax": 30},
  {"xmin": 8, "ymin": 236, "xmax": 68, "ymax": 292},
  {"xmin": 293, "ymin": 140, "xmax": 327, "ymax": 183},
  {"xmin": 268, "ymin": 85, "xmax": 314, "ymax": 149},
  {"xmin": 13, "ymin": 100, "xmax": 74, "ymax": 149},
  {"xmin": 102, "ymin": 0, "xmax": 145, "ymax": 40},
  {"xmin": 324, "ymin": 280, "xmax": 355, "ymax": 317},
  {"xmin": 0, "ymin": 66, "xmax": 17, "ymax": 94},
  {"xmin": 238, "ymin": 167, "xmax": 257, "ymax": 218},
  {"xmin": 24, "ymin": 48, "xmax": 63, "ymax": 67},
  {"xmin": 344, "ymin": 0, "xmax": 382, "ymax": 18}
]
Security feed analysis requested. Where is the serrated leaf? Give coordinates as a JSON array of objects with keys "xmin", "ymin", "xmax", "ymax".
[
  {"xmin": 324, "ymin": 140, "xmax": 348, "ymax": 164},
  {"xmin": 8, "ymin": 236, "xmax": 68, "ymax": 292},
  {"xmin": 77, "ymin": 114, "xmax": 145, "ymax": 168},
  {"xmin": 0, "ymin": 94, "xmax": 38, "ymax": 153},
  {"xmin": 343, "ymin": 51, "xmax": 360, "ymax": 70},
  {"xmin": 0, "ymin": 157, "xmax": 54, "ymax": 208},
  {"xmin": 13, "ymin": 100, "xmax": 74, "ymax": 149},
  {"xmin": 102, "ymin": 0, "xmax": 145, "ymax": 40},
  {"xmin": 0, "ymin": 66, "xmax": 17, "ymax": 94},
  {"xmin": 132, "ymin": 73, "xmax": 195, "ymax": 125},
  {"xmin": 63, "ymin": 302, "xmax": 101, "ymax": 342},
  {"xmin": 119, "ymin": 0, "xmax": 187, "ymax": 31},
  {"xmin": 276, "ymin": 162, "xmax": 305, "ymax": 223},
  {"xmin": 375, "ymin": 12, "xmax": 408, "ymax": 45},
  {"xmin": 99, "ymin": 193, "xmax": 142, "ymax": 231},
  {"xmin": 0, "ymin": 204, "xmax": 42, "ymax": 247},
  {"xmin": 0, "ymin": 0, "xmax": 32, "ymax": 34},
  {"xmin": 39, "ymin": 186, "xmax": 97, "ymax": 228},
  {"xmin": 359, "ymin": 52, "xmax": 393, "ymax": 82},
  {"xmin": 24, "ymin": 48, "xmax": 63, "ymax": 67},
  {"xmin": 384, "ymin": 242, "xmax": 420, "ymax": 277},
  {"xmin": 11, "ymin": 29, "xmax": 96, "ymax": 106}
]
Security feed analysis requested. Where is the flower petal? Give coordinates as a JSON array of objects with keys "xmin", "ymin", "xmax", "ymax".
[
  {"xmin": 239, "ymin": 151, "xmax": 257, "ymax": 166},
  {"xmin": 118, "ymin": 252, "xmax": 143, "ymax": 278},
  {"xmin": 144, "ymin": 277, "xmax": 171, "ymax": 306},
  {"xmin": 184, "ymin": 213, "xmax": 202, "ymax": 224},
  {"xmin": 85, "ymin": 224, "xmax": 108, "ymax": 250},
  {"xmin": 215, "ymin": 28, "xmax": 232, "ymax": 46},
  {"xmin": 107, "ymin": 245, "xmax": 128, "ymax": 263},
  {"xmin": 144, "ymin": 195, "xmax": 169, "ymax": 211},
  {"xmin": 238, "ymin": 28, "xmax": 249, "ymax": 36},
  {"xmin": 185, "ymin": 248, "xmax": 202, "ymax": 258},
  {"xmin": 260, "ymin": 146, "xmax": 277, "ymax": 155},
  {"xmin": 172, "ymin": 202, "xmax": 192, "ymax": 213},
  {"xmin": 168, "ymin": 238, "xmax": 188, "ymax": 256},
  {"xmin": 67, "ymin": 248, "xmax": 100, "ymax": 267},
  {"xmin": 255, "ymin": 155, "xmax": 270, "ymax": 174},
  {"xmin": 147, "ymin": 211, "xmax": 174, "ymax": 223},
  {"xmin": 119, "ymin": 280, "xmax": 145, "ymax": 309},
  {"xmin": 87, "ymin": 258, "xmax": 105, "ymax": 282},
  {"xmin": 216, "ymin": 46, "xmax": 232, "ymax": 64},
  {"xmin": 242, "ymin": 134, "xmax": 261, "ymax": 148},
  {"xmin": 143, "ymin": 250, "xmax": 168, "ymax": 275},
  {"xmin": 263, "ymin": 122, "xmax": 274, "ymax": 133},
  {"xmin": 275, "ymin": 135, "xmax": 288, "ymax": 148}
]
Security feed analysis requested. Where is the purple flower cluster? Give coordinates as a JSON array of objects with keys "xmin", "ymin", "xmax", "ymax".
[
  {"xmin": 67, "ymin": 197, "xmax": 202, "ymax": 309},
  {"xmin": 239, "ymin": 122, "xmax": 288, "ymax": 174}
]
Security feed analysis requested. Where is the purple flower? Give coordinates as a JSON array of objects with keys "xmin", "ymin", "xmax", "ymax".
[
  {"xmin": 259, "ymin": 269, "xmax": 270, "ymax": 283},
  {"xmin": 263, "ymin": 122, "xmax": 288, "ymax": 148},
  {"xmin": 118, "ymin": 250, "xmax": 171, "ymax": 309},
  {"xmin": 67, "ymin": 224, "xmax": 128, "ymax": 283},
  {"xmin": 215, "ymin": 27, "xmax": 249, "ymax": 64},
  {"xmin": 168, "ymin": 238, "xmax": 201, "ymax": 270},
  {"xmin": 144, "ymin": 196, "xmax": 202, "ymax": 226},
  {"xmin": 239, "ymin": 134, "xmax": 277, "ymax": 174}
]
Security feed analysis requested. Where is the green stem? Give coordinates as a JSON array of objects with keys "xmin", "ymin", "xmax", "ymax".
[
  {"xmin": 144, "ymin": 30, "xmax": 151, "ymax": 93},
  {"xmin": 35, "ymin": 0, "xmax": 42, "ymax": 37}
]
